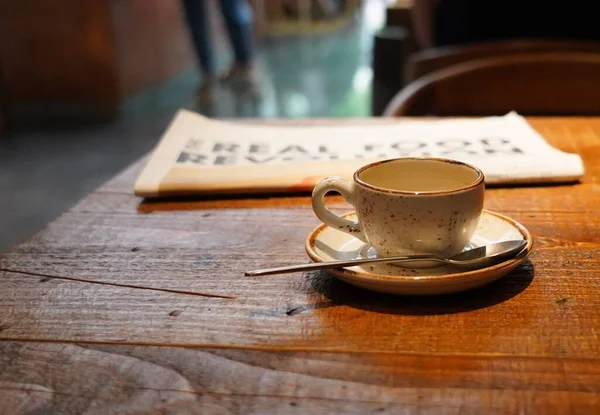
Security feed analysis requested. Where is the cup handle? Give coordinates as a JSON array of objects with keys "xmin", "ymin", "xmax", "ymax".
[{"xmin": 311, "ymin": 177, "xmax": 367, "ymax": 243}]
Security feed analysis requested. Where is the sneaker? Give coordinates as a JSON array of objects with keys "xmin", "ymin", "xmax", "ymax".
[
  {"xmin": 221, "ymin": 64, "xmax": 261, "ymax": 94},
  {"xmin": 196, "ymin": 74, "xmax": 219, "ymax": 101}
]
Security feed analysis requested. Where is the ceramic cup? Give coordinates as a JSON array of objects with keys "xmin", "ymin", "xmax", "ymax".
[{"xmin": 311, "ymin": 158, "xmax": 485, "ymax": 259}]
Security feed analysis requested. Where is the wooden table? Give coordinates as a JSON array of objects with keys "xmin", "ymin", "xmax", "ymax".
[{"xmin": 1, "ymin": 117, "xmax": 600, "ymax": 413}]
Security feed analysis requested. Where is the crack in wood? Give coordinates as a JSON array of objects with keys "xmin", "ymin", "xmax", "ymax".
[
  {"xmin": 286, "ymin": 306, "xmax": 307, "ymax": 316},
  {"xmin": 0, "ymin": 268, "xmax": 235, "ymax": 300},
  {"xmin": 6, "ymin": 338, "xmax": 600, "ymax": 362}
]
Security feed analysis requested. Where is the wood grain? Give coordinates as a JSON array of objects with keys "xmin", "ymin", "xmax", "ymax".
[
  {"xmin": 406, "ymin": 39, "xmax": 600, "ymax": 84},
  {"xmin": 1, "ymin": 341, "xmax": 600, "ymax": 414},
  {"xmin": 2, "ymin": 117, "xmax": 600, "ymax": 412},
  {"xmin": 0, "ymin": 190, "xmax": 598, "ymax": 297},
  {"xmin": 1, "ymin": 245, "xmax": 600, "ymax": 356},
  {"xmin": 386, "ymin": 53, "xmax": 600, "ymax": 116}
]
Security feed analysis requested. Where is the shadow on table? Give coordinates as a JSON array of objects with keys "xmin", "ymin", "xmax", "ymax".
[
  {"xmin": 309, "ymin": 260, "xmax": 534, "ymax": 315},
  {"xmin": 486, "ymin": 181, "xmax": 582, "ymax": 190},
  {"xmin": 136, "ymin": 193, "xmax": 328, "ymax": 212}
]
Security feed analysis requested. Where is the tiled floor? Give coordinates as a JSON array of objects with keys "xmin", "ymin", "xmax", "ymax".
[{"xmin": 0, "ymin": 0, "xmax": 387, "ymax": 252}]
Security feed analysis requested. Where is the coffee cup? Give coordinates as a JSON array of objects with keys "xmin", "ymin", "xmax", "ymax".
[{"xmin": 311, "ymin": 157, "xmax": 485, "ymax": 259}]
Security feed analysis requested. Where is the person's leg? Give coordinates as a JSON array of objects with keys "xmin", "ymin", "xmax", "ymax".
[
  {"xmin": 218, "ymin": 0, "xmax": 256, "ymax": 70},
  {"xmin": 181, "ymin": 0, "xmax": 218, "ymax": 81}
]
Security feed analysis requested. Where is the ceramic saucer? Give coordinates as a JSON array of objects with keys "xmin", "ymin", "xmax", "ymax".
[{"xmin": 305, "ymin": 209, "xmax": 533, "ymax": 295}]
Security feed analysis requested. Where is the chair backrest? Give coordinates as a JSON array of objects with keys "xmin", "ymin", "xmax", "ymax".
[
  {"xmin": 406, "ymin": 39, "xmax": 600, "ymax": 84},
  {"xmin": 385, "ymin": 51, "xmax": 600, "ymax": 117}
]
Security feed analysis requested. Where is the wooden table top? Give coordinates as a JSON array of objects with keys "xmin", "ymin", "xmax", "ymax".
[{"xmin": 1, "ymin": 117, "xmax": 600, "ymax": 413}]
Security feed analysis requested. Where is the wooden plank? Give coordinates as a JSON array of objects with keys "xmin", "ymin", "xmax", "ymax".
[
  {"xmin": 1, "ymin": 190, "xmax": 599, "ymax": 296},
  {"xmin": 12, "ymin": 188, "xmax": 599, "ymax": 256},
  {"xmin": 1, "ymin": 341, "xmax": 600, "ymax": 414},
  {"xmin": 2, "ymin": 245, "xmax": 600, "ymax": 356}
]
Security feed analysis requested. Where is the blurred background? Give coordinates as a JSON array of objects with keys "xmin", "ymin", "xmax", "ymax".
[
  {"xmin": 1, "ymin": 0, "xmax": 406, "ymax": 251},
  {"xmin": 3, "ymin": 0, "xmax": 600, "ymax": 251}
]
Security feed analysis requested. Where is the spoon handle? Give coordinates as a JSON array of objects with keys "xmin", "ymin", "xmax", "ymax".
[{"xmin": 245, "ymin": 254, "xmax": 443, "ymax": 276}]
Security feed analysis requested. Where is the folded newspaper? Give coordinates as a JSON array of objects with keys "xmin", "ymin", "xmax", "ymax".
[{"xmin": 134, "ymin": 109, "xmax": 584, "ymax": 197}]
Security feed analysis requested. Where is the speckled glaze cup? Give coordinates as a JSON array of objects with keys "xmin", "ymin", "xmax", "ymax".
[{"xmin": 311, "ymin": 158, "xmax": 485, "ymax": 259}]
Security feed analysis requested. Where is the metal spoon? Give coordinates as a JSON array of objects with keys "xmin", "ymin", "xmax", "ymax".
[{"xmin": 245, "ymin": 240, "xmax": 527, "ymax": 276}]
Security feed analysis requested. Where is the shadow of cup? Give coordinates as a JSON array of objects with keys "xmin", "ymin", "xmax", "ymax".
[{"xmin": 309, "ymin": 259, "xmax": 535, "ymax": 316}]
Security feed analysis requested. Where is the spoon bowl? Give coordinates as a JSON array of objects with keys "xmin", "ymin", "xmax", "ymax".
[{"xmin": 443, "ymin": 240, "xmax": 527, "ymax": 270}]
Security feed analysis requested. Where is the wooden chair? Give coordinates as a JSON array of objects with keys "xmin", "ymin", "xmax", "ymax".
[
  {"xmin": 384, "ymin": 51, "xmax": 600, "ymax": 116},
  {"xmin": 405, "ymin": 39, "xmax": 600, "ymax": 84}
]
